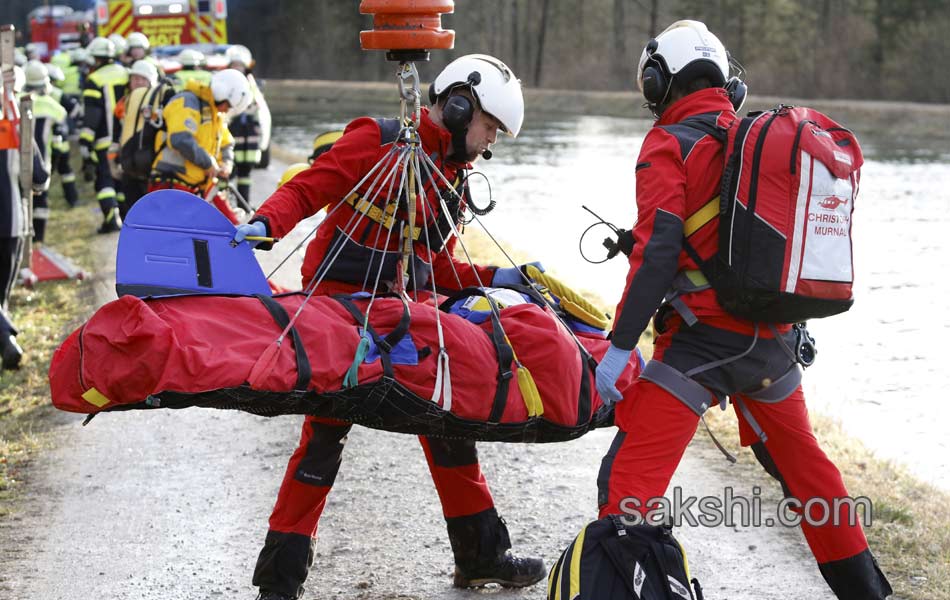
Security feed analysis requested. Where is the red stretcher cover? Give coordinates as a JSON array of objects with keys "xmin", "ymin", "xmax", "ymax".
[{"xmin": 49, "ymin": 291, "xmax": 641, "ymax": 442}]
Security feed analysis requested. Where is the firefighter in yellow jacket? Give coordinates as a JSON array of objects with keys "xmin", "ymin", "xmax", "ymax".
[
  {"xmin": 80, "ymin": 36, "xmax": 128, "ymax": 233},
  {"xmin": 148, "ymin": 69, "xmax": 250, "ymax": 222}
]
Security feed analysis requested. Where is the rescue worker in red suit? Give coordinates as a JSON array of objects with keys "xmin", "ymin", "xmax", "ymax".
[
  {"xmin": 593, "ymin": 21, "xmax": 892, "ymax": 600},
  {"xmin": 235, "ymin": 55, "xmax": 546, "ymax": 600}
]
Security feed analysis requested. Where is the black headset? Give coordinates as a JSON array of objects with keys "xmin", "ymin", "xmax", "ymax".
[
  {"xmin": 428, "ymin": 71, "xmax": 483, "ymax": 160},
  {"xmin": 428, "ymin": 70, "xmax": 482, "ymax": 134},
  {"xmin": 641, "ymin": 38, "xmax": 747, "ymax": 113}
]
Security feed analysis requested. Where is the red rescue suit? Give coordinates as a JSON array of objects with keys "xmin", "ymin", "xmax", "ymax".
[
  {"xmin": 600, "ymin": 88, "xmax": 891, "ymax": 599},
  {"xmin": 250, "ymin": 109, "xmax": 505, "ymax": 598},
  {"xmin": 254, "ymin": 108, "xmax": 494, "ymax": 295}
]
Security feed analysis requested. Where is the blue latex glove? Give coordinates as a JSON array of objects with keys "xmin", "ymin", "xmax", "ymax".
[
  {"xmin": 595, "ymin": 344, "xmax": 632, "ymax": 406},
  {"xmin": 491, "ymin": 261, "xmax": 544, "ymax": 287},
  {"xmin": 233, "ymin": 221, "xmax": 267, "ymax": 247}
]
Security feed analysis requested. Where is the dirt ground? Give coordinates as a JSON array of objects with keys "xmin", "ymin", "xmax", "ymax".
[{"xmin": 0, "ymin": 161, "xmax": 838, "ymax": 600}]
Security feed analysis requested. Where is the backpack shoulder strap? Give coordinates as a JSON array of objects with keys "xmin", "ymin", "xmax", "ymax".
[
  {"xmin": 677, "ymin": 112, "xmax": 728, "ymax": 143},
  {"xmin": 659, "ymin": 111, "xmax": 728, "ymax": 161},
  {"xmin": 375, "ymin": 117, "xmax": 402, "ymax": 146}
]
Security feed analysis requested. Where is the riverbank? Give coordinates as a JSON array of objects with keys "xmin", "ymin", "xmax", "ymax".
[{"xmin": 263, "ymin": 78, "xmax": 950, "ymax": 144}]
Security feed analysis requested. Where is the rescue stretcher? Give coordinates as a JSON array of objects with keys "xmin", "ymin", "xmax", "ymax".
[{"xmin": 49, "ymin": 284, "xmax": 640, "ymax": 443}]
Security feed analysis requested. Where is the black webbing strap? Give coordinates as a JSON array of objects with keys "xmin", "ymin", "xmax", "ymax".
[
  {"xmin": 439, "ymin": 288, "xmax": 514, "ymax": 422},
  {"xmin": 333, "ymin": 294, "xmax": 412, "ymax": 378},
  {"xmin": 254, "ymin": 294, "xmax": 312, "ymax": 391}
]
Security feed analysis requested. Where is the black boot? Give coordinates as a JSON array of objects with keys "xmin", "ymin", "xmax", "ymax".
[
  {"xmin": 97, "ymin": 214, "xmax": 122, "ymax": 234},
  {"xmin": 819, "ymin": 548, "xmax": 893, "ymax": 599},
  {"xmin": 252, "ymin": 530, "xmax": 313, "ymax": 600},
  {"xmin": 254, "ymin": 592, "xmax": 295, "ymax": 600},
  {"xmin": 446, "ymin": 508, "xmax": 546, "ymax": 588},
  {"xmin": 1, "ymin": 333, "xmax": 22, "ymax": 370}
]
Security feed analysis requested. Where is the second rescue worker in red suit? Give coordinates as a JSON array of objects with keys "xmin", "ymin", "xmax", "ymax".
[
  {"xmin": 234, "ymin": 55, "xmax": 546, "ymax": 600},
  {"xmin": 593, "ymin": 21, "xmax": 892, "ymax": 599}
]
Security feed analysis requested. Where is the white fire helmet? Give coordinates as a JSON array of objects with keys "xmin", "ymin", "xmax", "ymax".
[
  {"xmin": 637, "ymin": 20, "xmax": 730, "ymax": 93},
  {"xmin": 127, "ymin": 32, "xmax": 150, "ymax": 51},
  {"xmin": 24, "ymin": 60, "xmax": 51, "ymax": 90},
  {"xmin": 108, "ymin": 33, "xmax": 128, "ymax": 56},
  {"xmin": 178, "ymin": 48, "xmax": 206, "ymax": 68},
  {"xmin": 86, "ymin": 36, "xmax": 116, "ymax": 59},
  {"xmin": 130, "ymin": 60, "xmax": 159, "ymax": 87},
  {"xmin": 210, "ymin": 68, "xmax": 252, "ymax": 115},
  {"xmin": 225, "ymin": 44, "xmax": 253, "ymax": 70},
  {"xmin": 430, "ymin": 54, "xmax": 524, "ymax": 137}
]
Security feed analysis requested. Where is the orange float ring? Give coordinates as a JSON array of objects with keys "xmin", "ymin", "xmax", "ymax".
[{"xmin": 359, "ymin": 0, "xmax": 455, "ymax": 53}]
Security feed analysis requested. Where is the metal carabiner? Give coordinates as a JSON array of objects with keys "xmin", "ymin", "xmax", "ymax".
[
  {"xmin": 396, "ymin": 61, "xmax": 422, "ymax": 124},
  {"xmin": 794, "ymin": 323, "xmax": 817, "ymax": 368}
]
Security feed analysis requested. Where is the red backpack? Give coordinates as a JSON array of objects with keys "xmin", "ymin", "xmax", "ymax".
[{"xmin": 682, "ymin": 105, "xmax": 863, "ymax": 323}]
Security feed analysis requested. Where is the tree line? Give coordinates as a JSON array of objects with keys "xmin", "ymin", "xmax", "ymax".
[{"xmin": 3, "ymin": 0, "xmax": 949, "ymax": 102}]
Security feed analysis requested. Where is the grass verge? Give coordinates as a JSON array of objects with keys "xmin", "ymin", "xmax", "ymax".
[{"xmin": 0, "ymin": 172, "xmax": 100, "ymax": 517}]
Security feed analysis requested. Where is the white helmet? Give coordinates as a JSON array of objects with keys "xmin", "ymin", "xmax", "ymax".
[
  {"xmin": 130, "ymin": 60, "xmax": 159, "ymax": 87},
  {"xmin": 225, "ymin": 44, "xmax": 253, "ymax": 70},
  {"xmin": 211, "ymin": 68, "xmax": 251, "ymax": 114},
  {"xmin": 429, "ymin": 54, "xmax": 524, "ymax": 137},
  {"xmin": 637, "ymin": 20, "xmax": 729, "ymax": 98},
  {"xmin": 108, "ymin": 33, "xmax": 128, "ymax": 56},
  {"xmin": 87, "ymin": 36, "xmax": 116, "ymax": 59},
  {"xmin": 178, "ymin": 48, "xmax": 206, "ymax": 68},
  {"xmin": 47, "ymin": 64, "xmax": 65, "ymax": 83},
  {"xmin": 24, "ymin": 60, "xmax": 51, "ymax": 90},
  {"xmin": 127, "ymin": 32, "xmax": 150, "ymax": 51}
]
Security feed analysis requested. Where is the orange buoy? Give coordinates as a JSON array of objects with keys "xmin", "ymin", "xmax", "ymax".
[{"xmin": 360, "ymin": 0, "xmax": 455, "ymax": 58}]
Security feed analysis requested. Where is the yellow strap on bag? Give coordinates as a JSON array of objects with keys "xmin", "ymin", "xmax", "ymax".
[
  {"xmin": 505, "ymin": 335, "xmax": 543, "ymax": 417},
  {"xmin": 523, "ymin": 263, "xmax": 610, "ymax": 330}
]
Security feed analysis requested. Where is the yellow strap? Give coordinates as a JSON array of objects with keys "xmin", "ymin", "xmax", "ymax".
[
  {"xmin": 684, "ymin": 196, "xmax": 719, "ymax": 237},
  {"xmin": 683, "ymin": 269, "xmax": 709, "ymax": 287},
  {"xmin": 344, "ymin": 192, "xmax": 421, "ymax": 241},
  {"xmin": 524, "ymin": 264, "xmax": 610, "ymax": 330},
  {"xmin": 568, "ymin": 524, "xmax": 587, "ymax": 599},
  {"xmin": 675, "ymin": 537, "xmax": 692, "ymax": 582},
  {"xmin": 83, "ymin": 89, "xmax": 103, "ymax": 99},
  {"xmin": 82, "ymin": 387, "xmax": 111, "ymax": 408},
  {"xmin": 505, "ymin": 335, "xmax": 543, "ymax": 417}
]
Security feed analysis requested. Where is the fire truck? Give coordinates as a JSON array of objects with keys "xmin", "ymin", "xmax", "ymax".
[
  {"xmin": 95, "ymin": 0, "xmax": 229, "ymax": 47},
  {"xmin": 28, "ymin": 5, "xmax": 93, "ymax": 59}
]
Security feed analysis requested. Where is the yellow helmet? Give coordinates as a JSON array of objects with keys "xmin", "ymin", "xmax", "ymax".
[
  {"xmin": 309, "ymin": 130, "xmax": 344, "ymax": 162},
  {"xmin": 279, "ymin": 163, "xmax": 310, "ymax": 188}
]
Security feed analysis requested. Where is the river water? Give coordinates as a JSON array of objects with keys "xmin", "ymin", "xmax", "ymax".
[{"xmin": 271, "ymin": 100, "xmax": 950, "ymax": 492}]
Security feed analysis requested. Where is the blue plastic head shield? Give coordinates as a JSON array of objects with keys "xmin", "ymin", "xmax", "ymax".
[{"xmin": 116, "ymin": 190, "xmax": 271, "ymax": 298}]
